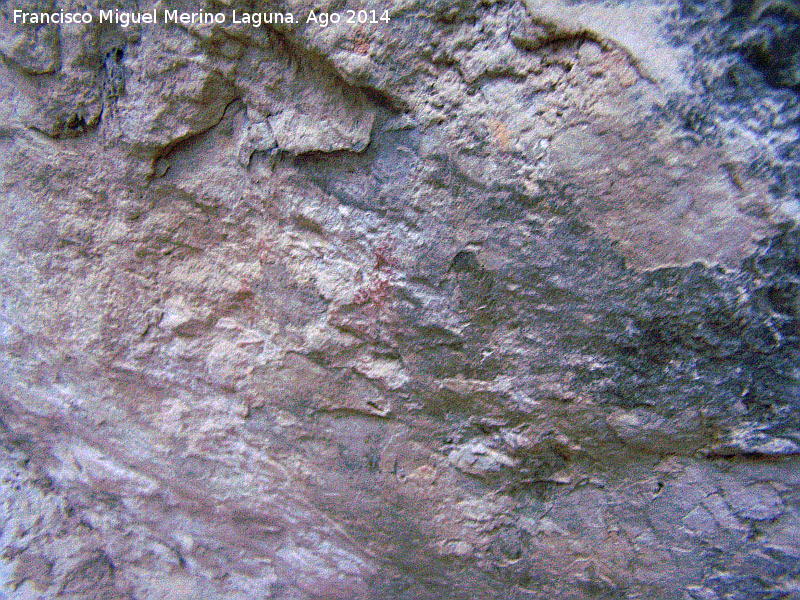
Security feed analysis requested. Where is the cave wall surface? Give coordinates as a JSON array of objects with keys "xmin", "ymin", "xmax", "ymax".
[{"xmin": 0, "ymin": 0, "xmax": 799, "ymax": 598}]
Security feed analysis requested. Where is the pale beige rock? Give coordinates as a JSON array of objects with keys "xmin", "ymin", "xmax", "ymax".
[
  {"xmin": 522, "ymin": 0, "xmax": 691, "ymax": 89},
  {"xmin": 206, "ymin": 341, "xmax": 254, "ymax": 390},
  {"xmin": 236, "ymin": 120, "xmax": 276, "ymax": 167},
  {"xmin": 607, "ymin": 408, "xmax": 709, "ymax": 455},
  {"xmin": 0, "ymin": 6, "xmax": 60, "ymax": 74},
  {"xmin": 0, "ymin": 1, "xmax": 796, "ymax": 598},
  {"xmin": 269, "ymin": 106, "xmax": 374, "ymax": 154}
]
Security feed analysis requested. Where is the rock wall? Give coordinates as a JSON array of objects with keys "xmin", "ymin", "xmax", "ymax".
[{"xmin": 0, "ymin": 0, "xmax": 798, "ymax": 598}]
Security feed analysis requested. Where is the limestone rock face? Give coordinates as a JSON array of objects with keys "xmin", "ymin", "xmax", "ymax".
[{"xmin": 0, "ymin": 0, "xmax": 799, "ymax": 599}]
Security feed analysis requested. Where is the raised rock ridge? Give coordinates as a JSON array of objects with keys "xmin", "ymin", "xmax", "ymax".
[{"xmin": 0, "ymin": 0, "xmax": 798, "ymax": 598}]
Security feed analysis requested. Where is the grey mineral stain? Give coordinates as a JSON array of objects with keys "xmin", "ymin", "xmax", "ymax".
[{"xmin": 0, "ymin": 0, "xmax": 798, "ymax": 599}]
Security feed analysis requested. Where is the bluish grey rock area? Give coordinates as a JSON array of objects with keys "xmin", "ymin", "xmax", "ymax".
[{"xmin": 0, "ymin": 0, "xmax": 798, "ymax": 598}]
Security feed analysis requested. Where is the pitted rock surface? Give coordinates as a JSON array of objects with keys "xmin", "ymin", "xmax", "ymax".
[{"xmin": 0, "ymin": 0, "xmax": 799, "ymax": 599}]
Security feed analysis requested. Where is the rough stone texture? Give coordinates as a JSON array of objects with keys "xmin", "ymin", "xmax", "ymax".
[{"xmin": 0, "ymin": 0, "xmax": 799, "ymax": 598}]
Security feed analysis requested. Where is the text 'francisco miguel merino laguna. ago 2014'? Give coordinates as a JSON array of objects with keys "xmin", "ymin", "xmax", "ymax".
[{"xmin": 11, "ymin": 8, "xmax": 391, "ymax": 28}]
